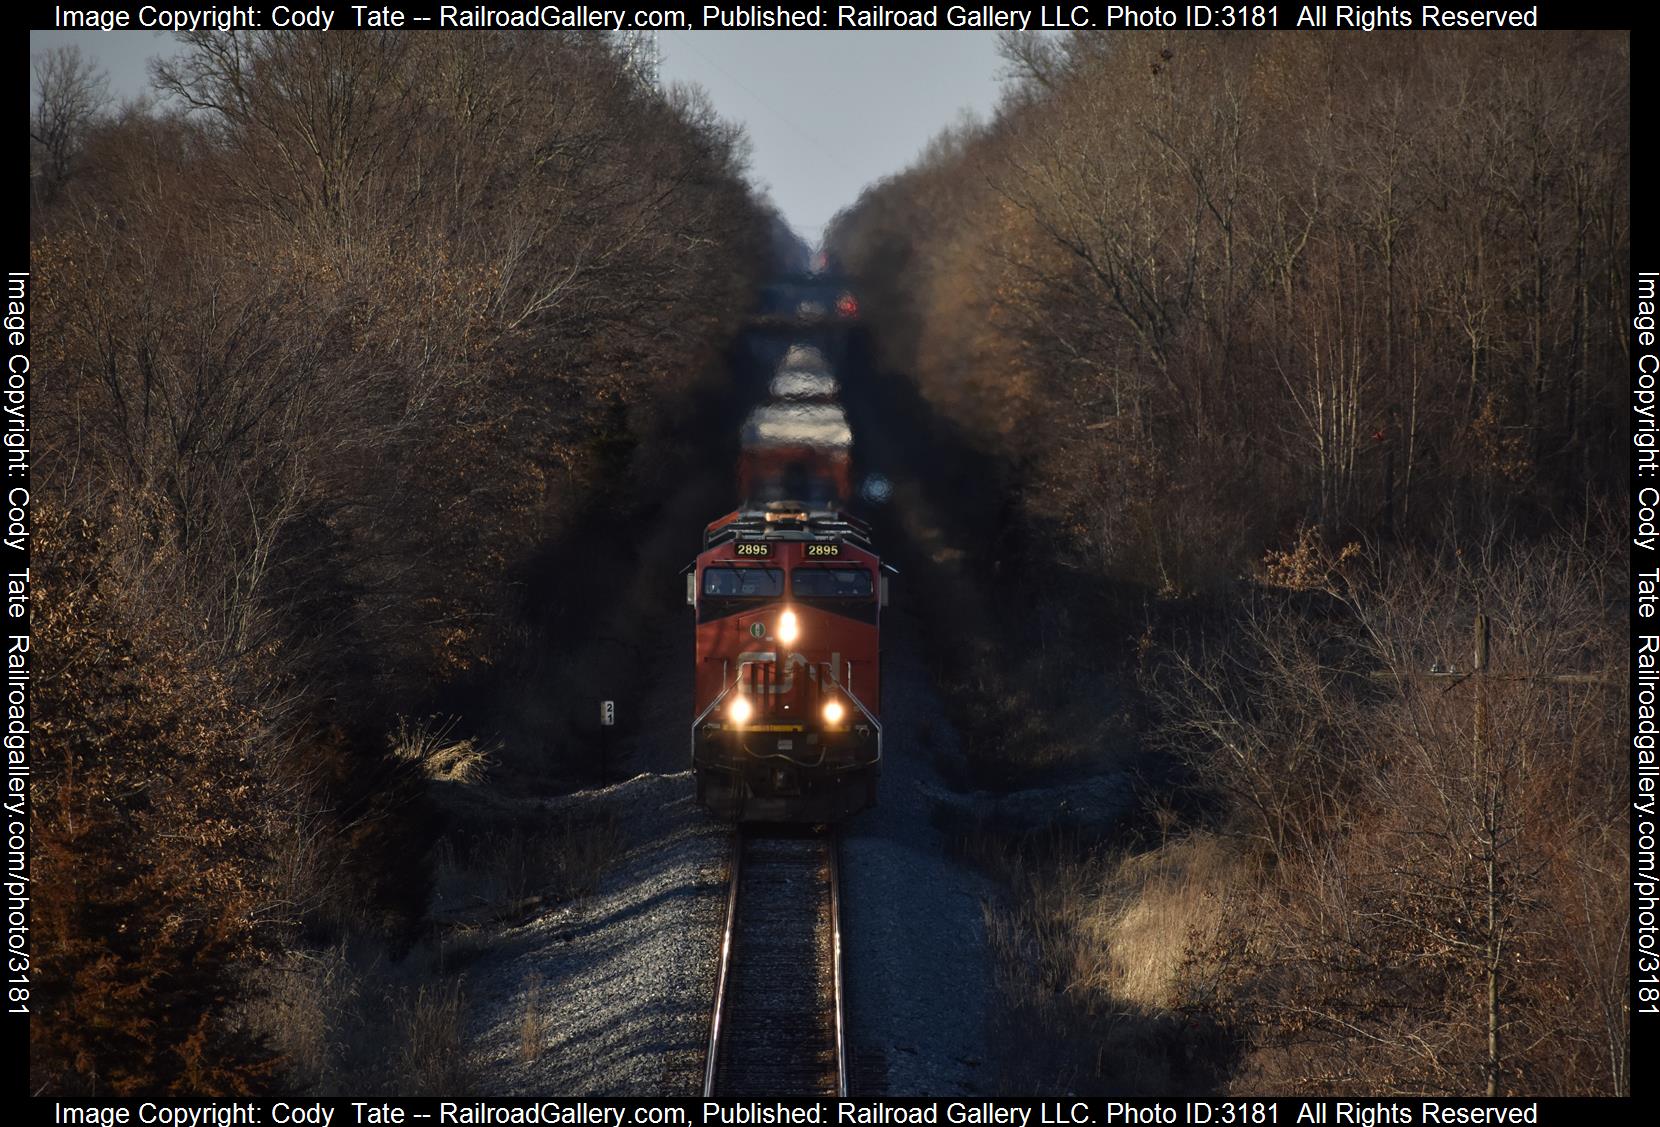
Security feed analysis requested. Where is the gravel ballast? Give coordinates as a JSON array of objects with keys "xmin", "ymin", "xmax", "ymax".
[
  {"xmin": 456, "ymin": 771, "xmax": 728, "ymax": 1095},
  {"xmin": 450, "ymin": 600, "xmax": 1014, "ymax": 1095}
]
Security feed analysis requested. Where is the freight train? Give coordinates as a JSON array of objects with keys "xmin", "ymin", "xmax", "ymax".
[
  {"xmin": 743, "ymin": 275, "xmax": 861, "ymax": 372},
  {"xmin": 749, "ymin": 276, "xmax": 860, "ymax": 331},
  {"xmin": 689, "ymin": 318, "xmax": 883, "ymax": 822}
]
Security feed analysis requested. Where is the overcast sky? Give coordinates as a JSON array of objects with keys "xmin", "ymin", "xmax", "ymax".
[{"xmin": 29, "ymin": 29, "xmax": 1014, "ymax": 247}]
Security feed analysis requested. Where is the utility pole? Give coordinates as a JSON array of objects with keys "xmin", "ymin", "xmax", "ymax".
[
  {"xmin": 1473, "ymin": 611, "xmax": 1500, "ymax": 1099},
  {"xmin": 1375, "ymin": 611, "xmax": 1612, "ymax": 1098}
]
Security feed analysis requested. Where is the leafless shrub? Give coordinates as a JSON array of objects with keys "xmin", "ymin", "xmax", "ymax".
[
  {"xmin": 1149, "ymin": 586, "xmax": 1373, "ymax": 868},
  {"xmin": 456, "ymin": 813, "xmax": 625, "ymax": 916},
  {"xmin": 1159, "ymin": 535, "xmax": 1627, "ymax": 1094},
  {"xmin": 242, "ymin": 945, "xmax": 361, "ymax": 1093}
]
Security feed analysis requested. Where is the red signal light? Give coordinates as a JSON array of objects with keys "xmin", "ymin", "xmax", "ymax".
[{"xmin": 837, "ymin": 293, "xmax": 858, "ymax": 318}]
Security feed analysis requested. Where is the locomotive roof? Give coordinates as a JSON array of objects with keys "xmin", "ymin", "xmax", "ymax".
[{"xmin": 703, "ymin": 506, "xmax": 875, "ymax": 554}]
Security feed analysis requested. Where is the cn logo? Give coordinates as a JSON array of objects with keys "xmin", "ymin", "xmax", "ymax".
[{"xmin": 735, "ymin": 652, "xmax": 843, "ymax": 694}]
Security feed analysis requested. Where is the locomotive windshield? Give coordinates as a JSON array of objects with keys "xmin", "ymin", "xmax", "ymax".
[
  {"xmin": 703, "ymin": 566, "xmax": 785, "ymax": 598},
  {"xmin": 791, "ymin": 568, "xmax": 874, "ymax": 598}
]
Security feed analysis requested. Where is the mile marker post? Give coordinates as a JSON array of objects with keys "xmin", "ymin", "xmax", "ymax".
[{"xmin": 599, "ymin": 698, "xmax": 615, "ymax": 781}]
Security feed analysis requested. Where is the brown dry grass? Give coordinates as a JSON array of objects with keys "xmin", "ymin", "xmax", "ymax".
[
  {"xmin": 518, "ymin": 973, "xmax": 552, "ymax": 1064},
  {"xmin": 390, "ymin": 715, "xmax": 495, "ymax": 785},
  {"xmin": 243, "ymin": 946, "xmax": 361, "ymax": 1093},
  {"xmin": 985, "ymin": 833, "xmax": 1233, "ymax": 1011},
  {"xmin": 982, "ymin": 832, "xmax": 1239, "ymax": 1093},
  {"xmin": 487, "ymin": 814, "xmax": 623, "ymax": 910},
  {"xmin": 1087, "ymin": 834, "xmax": 1232, "ymax": 1011},
  {"xmin": 249, "ymin": 938, "xmax": 479, "ymax": 1095},
  {"xmin": 391, "ymin": 979, "xmax": 473, "ymax": 1095},
  {"xmin": 429, "ymin": 810, "xmax": 623, "ymax": 923}
]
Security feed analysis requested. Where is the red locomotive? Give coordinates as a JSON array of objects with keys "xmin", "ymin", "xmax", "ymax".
[{"xmin": 688, "ymin": 504, "xmax": 885, "ymax": 822}]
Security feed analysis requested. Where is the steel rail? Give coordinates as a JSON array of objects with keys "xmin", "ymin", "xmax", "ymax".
[
  {"xmin": 702, "ymin": 830, "xmax": 745, "ymax": 1098},
  {"xmin": 827, "ymin": 831, "xmax": 848, "ymax": 1097},
  {"xmin": 702, "ymin": 829, "xmax": 846, "ymax": 1097}
]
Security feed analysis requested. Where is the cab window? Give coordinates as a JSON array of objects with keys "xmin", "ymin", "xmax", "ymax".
[
  {"xmin": 791, "ymin": 568, "xmax": 873, "ymax": 598},
  {"xmin": 702, "ymin": 567, "xmax": 784, "ymax": 598}
]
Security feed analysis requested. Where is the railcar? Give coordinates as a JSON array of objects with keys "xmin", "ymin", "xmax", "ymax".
[
  {"xmin": 742, "ymin": 279, "xmax": 862, "ymax": 370},
  {"xmin": 688, "ymin": 505, "xmax": 886, "ymax": 822},
  {"xmin": 750, "ymin": 277, "xmax": 861, "ymax": 331},
  {"xmin": 781, "ymin": 342, "xmax": 832, "ymax": 372},
  {"xmin": 736, "ymin": 402, "xmax": 854, "ymax": 508},
  {"xmin": 769, "ymin": 367, "xmax": 841, "ymax": 402}
]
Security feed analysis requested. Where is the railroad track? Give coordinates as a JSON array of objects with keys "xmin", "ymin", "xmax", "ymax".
[{"xmin": 704, "ymin": 827, "xmax": 847, "ymax": 1097}]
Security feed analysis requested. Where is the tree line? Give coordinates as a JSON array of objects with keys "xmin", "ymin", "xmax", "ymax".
[
  {"xmin": 31, "ymin": 32, "xmax": 775, "ymax": 1093},
  {"xmin": 832, "ymin": 30, "xmax": 1626, "ymax": 591},
  {"xmin": 828, "ymin": 30, "xmax": 1628, "ymax": 1095}
]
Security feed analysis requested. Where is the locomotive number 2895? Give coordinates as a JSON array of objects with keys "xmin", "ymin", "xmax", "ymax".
[{"xmin": 805, "ymin": 543, "xmax": 841, "ymax": 558}]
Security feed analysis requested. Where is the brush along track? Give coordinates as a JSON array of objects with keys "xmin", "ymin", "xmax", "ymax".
[{"xmin": 704, "ymin": 827, "xmax": 846, "ymax": 1096}]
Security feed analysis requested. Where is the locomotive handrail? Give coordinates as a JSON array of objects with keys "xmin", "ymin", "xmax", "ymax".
[
  {"xmin": 689, "ymin": 662, "xmax": 742, "ymax": 753},
  {"xmin": 823, "ymin": 664, "xmax": 882, "ymax": 765},
  {"xmin": 705, "ymin": 526, "xmax": 875, "ymax": 553},
  {"xmin": 703, "ymin": 508, "xmax": 876, "ymax": 553}
]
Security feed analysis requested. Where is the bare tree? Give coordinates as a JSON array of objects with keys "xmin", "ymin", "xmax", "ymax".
[
  {"xmin": 34, "ymin": 28, "xmax": 773, "ymax": 1093},
  {"xmin": 30, "ymin": 45, "xmax": 110, "ymax": 206},
  {"xmin": 1157, "ymin": 536, "xmax": 1626, "ymax": 1094}
]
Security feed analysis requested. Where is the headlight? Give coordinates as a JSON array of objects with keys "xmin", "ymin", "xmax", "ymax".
[
  {"xmin": 729, "ymin": 695, "xmax": 752, "ymax": 725},
  {"xmin": 778, "ymin": 609, "xmax": 799, "ymax": 645},
  {"xmin": 822, "ymin": 699, "xmax": 845, "ymax": 725}
]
